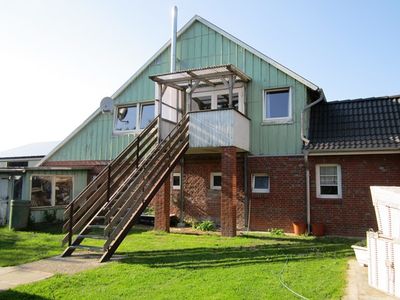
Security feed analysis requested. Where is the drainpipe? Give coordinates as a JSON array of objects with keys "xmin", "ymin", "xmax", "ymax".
[
  {"xmin": 243, "ymin": 153, "xmax": 249, "ymax": 231},
  {"xmin": 301, "ymin": 88, "xmax": 325, "ymax": 233}
]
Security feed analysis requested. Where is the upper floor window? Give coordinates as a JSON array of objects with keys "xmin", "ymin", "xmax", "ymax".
[
  {"xmin": 316, "ymin": 164, "xmax": 342, "ymax": 199},
  {"xmin": 114, "ymin": 102, "xmax": 155, "ymax": 133},
  {"xmin": 263, "ymin": 88, "xmax": 291, "ymax": 122}
]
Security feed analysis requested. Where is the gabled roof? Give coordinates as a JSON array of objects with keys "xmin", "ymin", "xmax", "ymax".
[
  {"xmin": 306, "ymin": 95, "xmax": 400, "ymax": 152},
  {"xmin": 40, "ymin": 15, "xmax": 319, "ymax": 165},
  {"xmin": 113, "ymin": 15, "xmax": 318, "ymax": 99}
]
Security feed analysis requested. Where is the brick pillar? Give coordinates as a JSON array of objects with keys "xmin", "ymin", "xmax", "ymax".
[
  {"xmin": 221, "ymin": 147, "xmax": 237, "ymax": 237},
  {"xmin": 154, "ymin": 180, "xmax": 170, "ymax": 232}
]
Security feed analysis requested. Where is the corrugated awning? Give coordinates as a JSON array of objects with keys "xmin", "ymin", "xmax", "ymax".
[{"xmin": 149, "ymin": 64, "xmax": 251, "ymax": 90}]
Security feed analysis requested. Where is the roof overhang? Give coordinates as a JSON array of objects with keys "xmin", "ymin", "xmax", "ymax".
[{"xmin": 150, "ymin": 64, "xmax": 251, "ymax": 90}]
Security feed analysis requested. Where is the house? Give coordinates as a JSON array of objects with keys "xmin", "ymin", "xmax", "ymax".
[
  {"xmin": 10, "ymin": 15, "xmax": 399, "ymax": 260},
  {"xmin": 0, "ymin": 141, "xmax": 61, "ymax": 225}
]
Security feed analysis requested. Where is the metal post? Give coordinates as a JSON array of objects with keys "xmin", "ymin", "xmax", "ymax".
[
  {"xmin": 228, "ymin": 75, "xmax": 234, "ymax": 108},
  {"xmin": 68, "ymin": 202, "xmax": 73, "ymax": 246}
]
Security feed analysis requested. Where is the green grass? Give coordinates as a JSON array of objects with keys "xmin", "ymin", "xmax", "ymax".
[
  {"xmin": 0, "ymin": 226, "xmax": 357, "ymax": 300},
  {"xmin": 0, "ymin": 224, "xmax": 64, "ymax": 267}
]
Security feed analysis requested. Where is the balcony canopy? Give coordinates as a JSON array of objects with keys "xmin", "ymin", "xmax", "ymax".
[{"xmin": 149, "ymin": 64, "xmax": 251, "ymax": 91}]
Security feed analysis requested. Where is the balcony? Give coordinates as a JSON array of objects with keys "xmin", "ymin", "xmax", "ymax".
[{"xmin": 187, "ymin": 108, "xmax": 250, "ymax": 153}]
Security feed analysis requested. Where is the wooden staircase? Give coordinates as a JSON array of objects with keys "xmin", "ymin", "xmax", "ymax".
[{"xmin": 61, "ymin": 115, "xmax": 190, "ymax": 262}]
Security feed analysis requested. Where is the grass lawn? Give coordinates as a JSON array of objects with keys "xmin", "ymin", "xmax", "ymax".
[
  {"xmin": 0, "ymin": 226, "xmax": 357, "ymax": 300},
  {"xmin": 0, "ymin": 224, "xmax": 64, "ymax": 267}
]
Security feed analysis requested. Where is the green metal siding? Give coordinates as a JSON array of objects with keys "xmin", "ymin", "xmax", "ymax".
[{"xmin": 49, "ymin": 20, "xmax": 309, "ymax": 161}]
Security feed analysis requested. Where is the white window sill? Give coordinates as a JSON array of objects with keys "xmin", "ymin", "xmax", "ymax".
[
  {"xmin": 172, "ymin": 186, "xmax": 180, "ymax": 190},
  {"xmin": 261, "ymin": 118, "xmax": 293, "ymax": 125},
  {"xmin": 252, "ymin": 189, "xmax": 270, "ymax": 193},
  {"xmin": 317, "ymin": 195, "xmax": 342, "ymax": 199},
  {"xmin": 112, "ymin": 129, "xmax": 143, "ymax": 136}
]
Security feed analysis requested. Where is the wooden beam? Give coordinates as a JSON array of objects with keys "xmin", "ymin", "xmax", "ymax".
[{"xmin": 187, "ymin": 71, "xmax": 215, "ymax": 87}]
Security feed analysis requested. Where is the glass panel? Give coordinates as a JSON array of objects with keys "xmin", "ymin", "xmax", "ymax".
[
  {"xmin": 173, "ymin": 175, "xmax": 180, "ymax": 187},
  {"xmin": 115, "ymin": 106, "xmax": 137, "ymax": 131},
  {"xmin": 8, "ymin": 161, "xmax": 28, "ymax": 167},
  {"xmin": 31, "ymin": 176, "xmax": 52, "ymax": 207},
  {"xmin": 254, "ymin": 176, "xmax": 269, "ymax": 190},
  {"xmin": 213, "ymin": 175, "xmax": 221, "ymax": 187},
  {"xmin": 140, "ymin": 104, "xmax": 155, "ymax": 129},
  {"xmin": 265, "ymin": 90, "xmax": 289, "ymax": 118},
  {"xmin": 321, "ymin": 186, "xmax": 338, "ymax": 195},
  {"xmin": 320, "ymin": 166, "xmax": 337, "ymax": 176},
  {"xmin": 55, "ymin": 176, "xmax": 73, "ymax": 205},
  {"xmin": 13, "ymin": 176, "xmax": 23, "ymax": 200}
]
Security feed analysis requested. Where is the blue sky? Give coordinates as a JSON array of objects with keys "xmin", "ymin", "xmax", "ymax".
[{"xmin": 0, "ymin": 0, "xmax": 399, "ymax": 151}]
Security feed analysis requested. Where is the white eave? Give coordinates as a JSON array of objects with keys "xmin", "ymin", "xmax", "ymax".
[{"xmin": 112, "ymin": 15, "xmax": 319, "ymax": 99}]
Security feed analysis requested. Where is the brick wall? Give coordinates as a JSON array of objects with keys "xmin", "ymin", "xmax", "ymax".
[
  {"xmin": 247, "ymin": 156, "xmax": 306, "ymax": 232},
  {"xmin": 309, "ymin": 154, "xmax": 400, "ymax": 236},
  {"xmin": 152, "ymin": 153, "xmax": 246, "ymax": 229}
]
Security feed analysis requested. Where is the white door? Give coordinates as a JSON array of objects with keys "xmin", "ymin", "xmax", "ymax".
[{"xmin": 0, "ymin": 178, "xmax": 9, "ymax": 225}]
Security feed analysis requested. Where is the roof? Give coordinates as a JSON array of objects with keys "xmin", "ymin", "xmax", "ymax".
[
  {"xmin": 113, "ymin": 15, "xmax": 319, "ymax": 98},
  {"xmin": 306, "ymin": 95, "xmax": 400, "ymax": 152},
  {"xmin": 0, "ymin": 141, "xmax": 60, "ymax": 159},
  {"xmin": 150, "ymin": 64, "xmax": 251, "ymax": 90}
]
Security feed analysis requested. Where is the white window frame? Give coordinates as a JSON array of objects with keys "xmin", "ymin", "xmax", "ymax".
[
  {"xmin": 30, "ymin": 175, "xmax": 74, "ymax": 207},
  {"xmin": 113, "ymin": 101, "xmax": 155, "ymax": 135},
  {"xmin": 262, "ymin": 87, "xmax": 292, "ymax": 123},
  {"xmin": 192, "ymin": 84, "xmax": 246, "ymax": 114},
  {"xmin": 172, "ymin": 173, "xmax": 181, "ymax": 190},
  {"xmin": 316, "ymin": 164, "xmax": 342, "ymax": 199},
  {"xmin": 210, "ymin": 172, "xmax": 222, "ymax": 190},
  {"xmin": 251, "ymin": 173, "xmax": 270, "ymax": 193}
]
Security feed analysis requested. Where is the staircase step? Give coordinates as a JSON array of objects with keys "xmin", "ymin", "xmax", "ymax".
[
  {"xmin": 77, "ymin": 234, "xmax": 107, "ymax": 240},
  {"xmin": 88, "ymin": 224, "xmax": 106, "ymax": 229},
  {"xmin": 69, "ymin": 245, "xmax": 104, "ymax": 252}
]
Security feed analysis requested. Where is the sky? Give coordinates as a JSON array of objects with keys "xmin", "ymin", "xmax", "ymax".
[{"xmin": 0, "ymin": 0, "xmax": 399, "ymax": 152}]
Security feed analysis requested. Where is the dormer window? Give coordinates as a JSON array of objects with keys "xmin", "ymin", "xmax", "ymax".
[{"xmin": 263, "ymin": 88, "xmax": 292, "ymax": 123}]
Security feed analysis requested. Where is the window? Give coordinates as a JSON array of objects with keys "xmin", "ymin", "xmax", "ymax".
[
  {"xmin": 210, "ymin": 172, "xmax": 222, "ymax": 190},
  {"xmin": 263, "ymin": 88, "xmax": 291, "ymax": 122},
  {"xmin": 7, "ymin": 161, "xmax": 28, "ymax": 167},
  {"xmin": 140, "ymin": 103, "xmax": 155, "ymax": 129},
  {"xmin": 172, "ymin": 173, "xmax": 181, "ymax": 190},
  {"xmin": 114, "ymin": 102, "xmax": 155, "ymax": 133},
  {"xmin": 316, "ymin": 165, "xmax": 342, "ymax": 198},
  {"xmin": 31, "ymin": 175, "xmax": 73, "ymax": 207},
  {"xmin": 252, "ymin": 174, "xmax": 270, "ymax": 193}
]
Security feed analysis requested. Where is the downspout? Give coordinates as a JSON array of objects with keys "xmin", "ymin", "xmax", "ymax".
[
  {"xmin": 301, "ymin": 88, "xmax": 325, "ymax": 233},
  {"xmin": 170, "ymin": 6, "xmax": 177, "ymax": 73}
]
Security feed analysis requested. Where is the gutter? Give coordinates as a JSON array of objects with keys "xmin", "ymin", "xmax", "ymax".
[{"xmin": 301, "ymin": 88, "xmax": 325, "ymax": 233}]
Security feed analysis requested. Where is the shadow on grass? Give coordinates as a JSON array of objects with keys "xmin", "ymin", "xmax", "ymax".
[
  {"xmin": 0, "ymin": 290, "xmax": 49, "ymax": 300},
  {"xmin": 118, "ymin": 237, "xmax": 355, "ymax": 270}
]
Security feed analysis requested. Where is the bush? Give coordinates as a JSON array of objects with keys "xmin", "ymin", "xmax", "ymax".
[
  {"xmin": 195, "ymin": 220, "xmax": 215, "ymax": 231},
  {"xmin": 268, "ymin": 228, "xmax": 285, "ymax": 236}
]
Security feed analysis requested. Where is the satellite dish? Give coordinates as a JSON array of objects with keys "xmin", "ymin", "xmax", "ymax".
[{"xmin": 100, "ymin": 97, "xmax": 113, "ymax": 113}]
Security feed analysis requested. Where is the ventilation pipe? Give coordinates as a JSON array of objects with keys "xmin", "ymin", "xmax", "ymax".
[
  {"xmin": 170, "ymin": 6, "xmax": 178, "ymax": 72},
  {"xmin": 301, "ymin": 88, "xmax": 325, "ymax": 233}
]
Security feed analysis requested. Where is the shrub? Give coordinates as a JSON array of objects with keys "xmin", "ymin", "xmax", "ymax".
[
  {"xmin": 195, "ymin": 220, "xmax": 215, "ymax": 231},
  {"xmin": 268, "ymin": 228, "xmax": 285, "ymax": 236}
]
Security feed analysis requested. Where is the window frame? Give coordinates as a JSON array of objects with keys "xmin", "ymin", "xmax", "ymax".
[
  {"xmin": 251, "ymin": 173, "xmax": 270, "ymax": 193},
  {"xmin": 210, "ymin": 172, "xmax": 222, "ymax": 190},
  {"xmin": 172, "ymin": 173, "xmax": 181, "ymax": 190},
  {"xmin": 262, "ymin": 87, "xmax": 292, "ymax": 123},
  {"xmin": 113, "ymin": 101, "xmax": 155, "ymax": 135},
  {"xmin": 316, "ymin": 164, "xmax": 342, "ymax": 199},
  {"xmin": 30, "ymin": 174, "xmax": 74, "ymax": 207}
]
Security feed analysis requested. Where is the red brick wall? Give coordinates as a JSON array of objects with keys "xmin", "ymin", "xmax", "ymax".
[
  {"xmin": 309, "ymin": 154, "xmax": 400, "ymax": 236},
  {"xmin": 151, "ymin": 153, "xmax": 246, "ymax": 229},
  {"xmin": 247, "ymin": 156, "xmax": 306, "ymax": 232}
]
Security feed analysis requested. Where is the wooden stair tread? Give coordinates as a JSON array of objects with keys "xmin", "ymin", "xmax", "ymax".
[
  {"xmin": 77, "ymin": 234, "xmax": 107, "ymax": 240},
  {"xmin": 69, "ymin": 245, "xmax": 104, "ymax": 252}
]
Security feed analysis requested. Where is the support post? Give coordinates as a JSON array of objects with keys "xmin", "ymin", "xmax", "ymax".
[
  {"xmin": 228, "ymin": 75, "xmax": 234, "ymax": 108},
  {"xmin": 68, "ymin": 202, "xmax": 73, "ymax": 246},
  {"xmin": 154, "ymin": 179, "xmax": 170, "ymax": 232},
  {"xmin": 221, "ymin": 147, "xmax": 237, "ymax": 237},
  {"xmin": 177, "ymin": 158, "xmax": 185, "ymax": 227}
]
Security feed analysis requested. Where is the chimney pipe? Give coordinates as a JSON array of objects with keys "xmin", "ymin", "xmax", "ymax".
[{"xmin": 170, "ymin": 6, "xmax": 178, "ymax": 72}]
